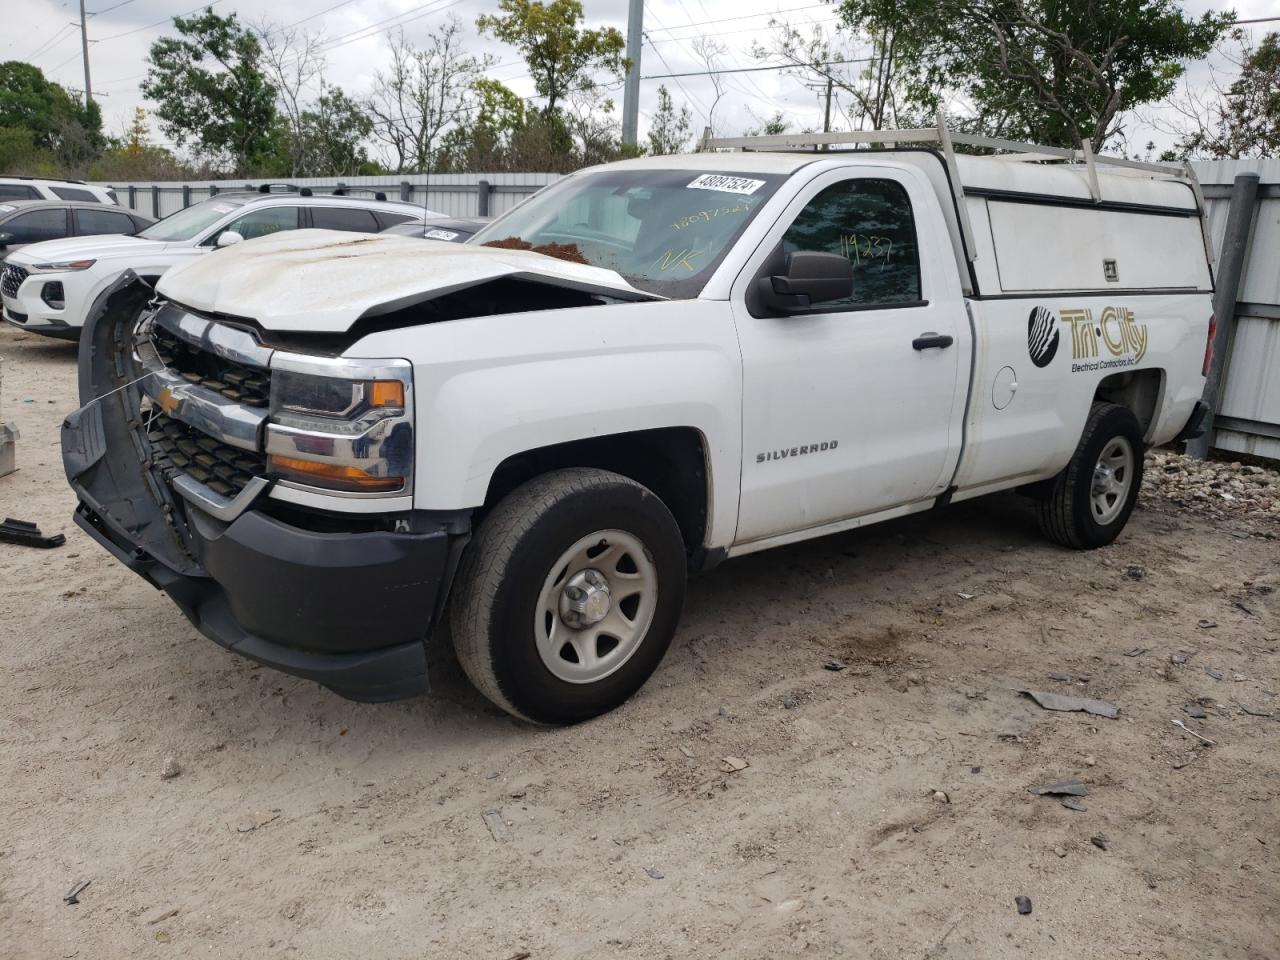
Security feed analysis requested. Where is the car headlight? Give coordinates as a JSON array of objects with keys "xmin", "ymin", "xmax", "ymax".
[
  {"xmin": 265, "ymin": 357, "xmax": 414, "ymax": 495},
  {"xmin": 28, "ymin": 259, "xmax": 96, "ymax": 273}
]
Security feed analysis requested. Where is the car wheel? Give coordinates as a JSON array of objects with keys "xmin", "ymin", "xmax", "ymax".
[
  {"xmin": 450, "ymin": 467, "xmax": 687, "ymax": 724},
  {"xmin": 1037, "ymin": 402, "xmax": 1145, "ymax": 549}
]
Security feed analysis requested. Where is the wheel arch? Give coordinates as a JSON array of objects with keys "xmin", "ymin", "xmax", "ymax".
[
  {"xmin": 479, "ymin": 427, "xmax": 716, "ymax": 572},
  {"xmin": 1094, "ymin": 367, "xmax": 1165, "ymax": 442}
]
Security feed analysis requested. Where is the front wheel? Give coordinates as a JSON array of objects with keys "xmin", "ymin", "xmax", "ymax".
[
  {"xmin": 1036, "ymin": 402, "xmax": 1145, "ymax": 549},
  {"xmin": 450, "ymin": 468, "xmax": 687, "ymax": 724}
]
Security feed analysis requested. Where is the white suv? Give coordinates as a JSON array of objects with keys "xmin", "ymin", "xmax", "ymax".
[
  {"xmin": 0, "ymin": 177, "xmax": 117, "ymax": 205},
  {"xmin": 2, "ymin": 189, "xmax": 437, "ymax": 339}
]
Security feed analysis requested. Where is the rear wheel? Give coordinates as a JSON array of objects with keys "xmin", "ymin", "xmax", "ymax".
[
  {"xmin": 1036, "ymin": 402, "xmax": 1144, "ymax": 549},
  {"xmin": 450, "ymin": 468, "xmax": 687, "ymax": 724}
]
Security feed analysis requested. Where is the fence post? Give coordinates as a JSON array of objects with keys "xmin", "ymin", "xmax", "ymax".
[
  {"xmin": 1187, "ymin": 172, "xmax": 1261, "ymax": 460},
  {"xmin": 210, "ymin": 184, "xmax": 219, "ymax": 197},
  {"xmin": 181, "ymin": 184, "xmax": 191, "ymax": 208},
  {"xmin": 127, "ymin": 185, "xmax": 136, "ymax": 210},
  {"xmin": 151, "ymin": 185, "xmax": 160, "ymax": 218},
  {"xmin": 400, "ymin": 181, "xmax": 412, "ymax": 202},
  {"xmin": 477, "ymin": 179, "xmax": 492, "ymax": 217}
]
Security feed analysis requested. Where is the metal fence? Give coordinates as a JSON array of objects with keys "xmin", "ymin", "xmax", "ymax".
[
  {"xmin": 96, "ymin": 172, "xmax": 561, "ymax": 220},
  {"xmin": 1192, "ymin": 159, "xmax": 1280, "ymax": 461}
]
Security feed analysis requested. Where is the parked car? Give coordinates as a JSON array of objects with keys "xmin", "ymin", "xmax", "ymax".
[
  {"xmin": 63, "ymin": 134, "xmax": 1215, "ymax": 723},
  {"xmin": 0, "ymin": 176, "xmax": 116, "ymax": 205},
  {"xmin": 2, "ymin": 187, "xmax": 436, "ymax": 339},
  {"xmin": 381, "ymin": 217, "xmax": 489, "ymax": 243},
  {"xmin": 0, "ymin": 200, "xmax": 152, "ymax": 261}
]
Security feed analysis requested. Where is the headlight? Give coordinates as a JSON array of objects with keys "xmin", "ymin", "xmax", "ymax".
[
  {"xmin": 265, "ymin": 356, "xmax": 414, "ymax": 496},
  {"xmin": 28, "ymin": 259, "xmax": 96, "ymax": 273}
]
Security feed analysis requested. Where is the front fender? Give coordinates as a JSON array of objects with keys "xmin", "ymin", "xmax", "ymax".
[{"xmin": 346, "ymin": 300, "xmax": 744, "ymax": 549}]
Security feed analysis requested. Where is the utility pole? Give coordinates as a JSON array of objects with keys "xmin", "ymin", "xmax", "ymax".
[
  {"xmin": 78, "ymin": 0, "xmax": 93, "ymax": 106},
  {"xmin": 621, "ymin": 0, "xmax": 642, "ymax": 147},
  {"xmin": 822, "ymin": 77, "xmax": 833, "ymax": 133}
]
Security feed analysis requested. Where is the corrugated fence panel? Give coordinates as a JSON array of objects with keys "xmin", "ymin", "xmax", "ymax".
[
  {"xmin": 95, "ymin": 172, "xmax": 564, "ymax": 221},
  {"xmin": 1191, "ymin": 159, "xmax": 1280, "ymax": 460}
]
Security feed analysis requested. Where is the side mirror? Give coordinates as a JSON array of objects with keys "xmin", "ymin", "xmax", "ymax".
[
  {"xmin": 0, "ymin": 232, "xmax": 12, "ymax": 249},
  {"xmin": 215, "ymin": 230, "xmax": 244, "ymax": 248},
  {"xmin": 759, "ymin": 251, "xmax": 853, "ymax": 313}
]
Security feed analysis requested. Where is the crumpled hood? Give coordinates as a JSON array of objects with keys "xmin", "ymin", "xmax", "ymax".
[
  {"xmin": 6, "ymin": 233, "xmax": 163, "ymax": 265},
  {"xmin": 156, "ymin": 229, "xmax": 657, "ymax": 331}
]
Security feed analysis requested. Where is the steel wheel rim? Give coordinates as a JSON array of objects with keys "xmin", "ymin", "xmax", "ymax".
[
  {"xmin": 1090, "ymin": 436, "xmax": 1134, "ymax": 525},
  {"xmin": 533, "ymin": 529, "xmax": 658, "ymax": 684}
]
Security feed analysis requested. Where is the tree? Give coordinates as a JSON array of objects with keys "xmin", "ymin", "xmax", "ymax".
[
  {"xmin": 647, "ymin": 85, "xmax": 693, "ymax": 155},
  {"xmin": 477, "ymin": 0, "xmax": 626, "ymax": 114},
  {"xmin": 297, "ymin": 84, "xmax": 375, "ymax": 175},
  {"xmin": 365, "ymin": 20, "xmax": 491, "ymax": 173},
  {"xmin": 257, "ymin": 21, "xmax": 326, "ymax": 177},
  {"xmin": 142, "ymin": 9, "xmax": 278, "ymax": 175},
  {"xmin": 690, "ymin": 36, "xmax": 728, "ymax": 137},
  {"xmin": 1168, "ymin": 30, "xmax": 1280, "ymax": 159},
  {"xmin": 743, "ymin": 111, "xmax": 791, "ymax": 137},
  {"xmin": 0, "ymin": 61, "xmax": 102, "ymax": 170},
  {"xmin": 837, "ymin": 0, "xmax": 1230, "ymax": 150}
]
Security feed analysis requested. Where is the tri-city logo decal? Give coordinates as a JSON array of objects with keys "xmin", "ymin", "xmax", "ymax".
[
  {"xmin": 1027, "ymin": 306, "xmax": 1059, "ymax": 368},
  {"xmin": 1028, "ymin": 305, "xmax": 1149, "ymax": 372}
]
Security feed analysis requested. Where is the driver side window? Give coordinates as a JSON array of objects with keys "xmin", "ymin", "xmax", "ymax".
[{"xmin": 782, "ymin": 178, "xmax": 922, "ymax": 307}]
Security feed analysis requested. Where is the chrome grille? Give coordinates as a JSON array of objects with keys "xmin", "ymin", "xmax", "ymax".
[
  {"xmin": 147, "ymin": 413, "xmax": 266, "ymax": 498},
  {"xmin": 1, "ymin": 264, "xmax": 28, "ymax": 299},
  {"xmin": 151, "ymin": 324, "xmax": 271, "ymax": 408}
]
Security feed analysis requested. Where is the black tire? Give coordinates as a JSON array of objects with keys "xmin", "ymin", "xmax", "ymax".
[
  {"xmin": 1036, "ymin": 402, "xmax": 1145, "ymax": 549},
  {"xmin": 450, "ymin": 468, "xmax": 687, "ymax": 724}
]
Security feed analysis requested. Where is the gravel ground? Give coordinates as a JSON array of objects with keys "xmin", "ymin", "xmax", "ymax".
[{"xmin": 1, "ymin": 325, "xmax": 1277, "ymax": 960}]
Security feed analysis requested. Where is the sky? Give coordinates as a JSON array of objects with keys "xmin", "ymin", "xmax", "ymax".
[{"xmin": 3, "ymin": 0, "xmax": 1277, "ymax": 163}]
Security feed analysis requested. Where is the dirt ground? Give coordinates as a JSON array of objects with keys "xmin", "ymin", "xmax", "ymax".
[{"xmin": 1, "ymin": 323, "xmax": 1277, "ymax": 960}]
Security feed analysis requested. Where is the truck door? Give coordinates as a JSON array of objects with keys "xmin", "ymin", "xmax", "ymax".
[{"xmin": 731, "ymin": 167, "xmax": 968, "ymax": 545}]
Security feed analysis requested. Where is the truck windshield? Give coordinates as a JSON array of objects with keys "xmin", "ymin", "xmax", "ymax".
[
  {"xmin": 471, "ymin": 169, "xmax": 785, "ymax": 298},
  {"xmin": 136, "ymin": 197, "xmax": 249, "ymax": 242}
]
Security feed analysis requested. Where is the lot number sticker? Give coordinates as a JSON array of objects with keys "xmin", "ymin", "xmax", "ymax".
[{"xmin": 686, "ymin": 174, "xmax": 766, "ymax": 195}]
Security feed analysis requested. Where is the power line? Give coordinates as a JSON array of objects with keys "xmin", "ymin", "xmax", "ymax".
[
  {"xmin": 94, "ymin": 0, "xmax": 229, "ymax": 42},
  {"xmin": 643, "ymin": 57, "xmax": 873, "ymax": 81},
  {"xmin": 644, "ymin": 3, "xmax": 827, "ymax": 35},
  {"xmin": 89, "ymin": 0, "xmax": 140, "ymax": 14}
]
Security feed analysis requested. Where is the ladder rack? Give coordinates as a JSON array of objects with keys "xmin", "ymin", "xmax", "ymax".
[{"xmin": 698, "ymin": 112, "xmax": 1213, "ymax": 267}]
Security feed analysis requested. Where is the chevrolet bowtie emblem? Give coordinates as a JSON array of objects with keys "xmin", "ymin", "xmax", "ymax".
[{"xmin": 157, "ymin": 387, "xmax": 181, "ymax": 416}]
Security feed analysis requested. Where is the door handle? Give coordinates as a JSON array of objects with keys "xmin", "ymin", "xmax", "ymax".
[{"xmin": 912, "ymin": 332, "xmax": 954, "ymax": 351}]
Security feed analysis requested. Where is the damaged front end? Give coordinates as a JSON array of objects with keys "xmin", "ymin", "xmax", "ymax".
[{"xmin": 61, "ymin": 273, "xmax": 455, "ymax": 701}]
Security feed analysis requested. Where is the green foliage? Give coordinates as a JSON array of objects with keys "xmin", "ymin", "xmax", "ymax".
[
  {"xmin": 141, "ymin": 9, "xmax": 278, "ymax": 175},
  {"xmin": 477, "ymin": 0, "xmax": 626, "ymax": 113},
  {"xmin": 743, "ymin": 111, "xmax": 790, "ymax": 137},
  {"xmin": 837, "ymin": 0, "xmax": 1231, "ymax": 150},
  {"xmin": 1180, "ymin": 31, "xmax": 1280, "ymax": 158},
  {"xmin": 0, "ymin": 60, "xmax": 102, "ymax": 170},
  {"xmin": 298, "ymin": 85, "xmax": 376, "ymax": 175},
  {"xmin": 647, "ymin": 86, "xmax": 693, "ymax": 155}
]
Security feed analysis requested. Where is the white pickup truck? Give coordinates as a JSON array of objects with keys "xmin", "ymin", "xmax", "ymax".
[{"xmin": 62, "ymin": 128, "xmax": 1215, "ymax": 723}]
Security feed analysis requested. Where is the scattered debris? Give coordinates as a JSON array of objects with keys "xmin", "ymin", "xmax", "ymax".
[
  {"xmin": 1020, "ymin": 689, "xmax": 1119, "ymax": 719},
  {"xmin": 720, "ymin": 756, "xmax": 749, "ymax": 773},
  {"xmin": 932, "ymin": 790, "xmax": 950, "ymax": 804},
  {"xmin": 1014, "ymin": 895, "xmax": 1033, "ymax": 915},
  {"xmin": 154, "ymin": 931, "xmax": 171, "ymax": 944},
  {"xmin": 1061, "ymin": 797, "xmax": 1088, "ymax": 812},
  {"xmin": 0, "ymin": 517, "xmax": 65, "ymax": 549},
  {"xmin": 1124, "ymin": 564, "xmax": 1146, "ymax": 580},
  {"xmin": 483, "ymin": 810, "xmax": 512, "ymax": 843},
  {"xmin": 1047, "ymin": 672, "xmax": 1072, "ymax": 682},
  {"xmin": 957, "ymin": 592, "xmax": 976, "ymax": 600},
  {"xmin": 236, "ymin": 812, "xmax": 280, "ymax": 833},
  {"xmin": 1238, "ymin": 703, "xmax": 1275, "ymax": 718},
  {"xmin": 644, "ymin": 866, "xmax": 665, "ymax": 880},
  {"xmin": 63, "ymin": 880, "xmax": 91, "ymax": 905},
  {"xmin": 148, "ymin": 908, "xmax": 180, "ymax": 925},
  {"xmin": 1083, "ymin": 755, "xmax": 1096, "ymax": 767},
  {"xmin": 677, "ymin": 745, "xmax": 695, "ymax": 759},
  {"xmin": 1171, "ymin": 719, "xmax": 1215, "ymax": 746},
  {"xmin": 822, "ymin": 658, "xmax": 847, "ymax": 672},
  {"xmin": 1053, "ymin": 846, "xmax": 1067, "ymax": 858},
  {"xmin": 1090, "ymin": 834, "xmax": 1109, "ymax": 851},
  {"xmin": 1143, "ymin": 870, "xmax": 1158, "ymax": 890},
  {"xmin": 1028, "ymin": 778, "xmax": 1089, "ymax": 797},
  {"xmin": 1170, "ymin": 653, "xmax": 1189, "ymax": 665},
  {"xmin": 1198, "ymin": 619, "xmax": 1218, "ymax": 630},
  {"xmin": 1205, "ymin": 667, "xmax": 1225, "ymax": 681},
  {"xmin": 781, "ymin": 695, "xmax": 800, "ymax": 709},
  {"xmin": 160, "ymin": 756, "xmax": 181, "ymax": 780},
  {"xmin": 1124, "ymin": 647, "xmax": 1148, "ymax": 657},
  {"xmin": 1183, "ymin": 703, "xmax": 1207, "ymax": 719}
]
